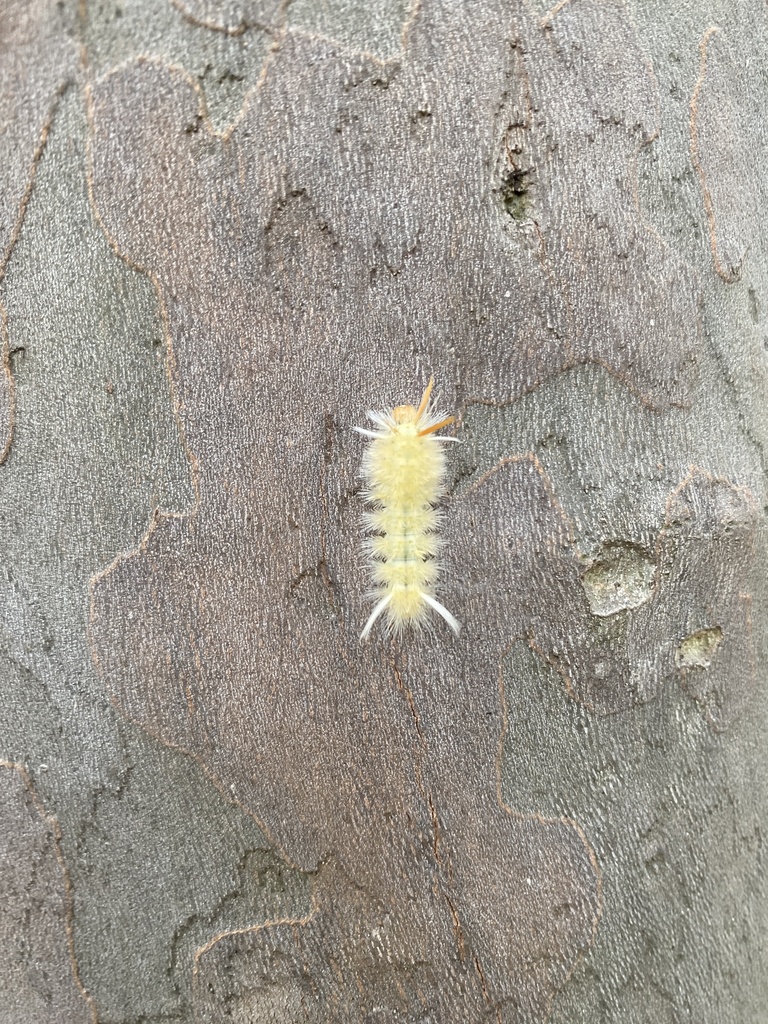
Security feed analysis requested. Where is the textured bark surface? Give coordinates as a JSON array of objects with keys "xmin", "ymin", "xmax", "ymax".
[
  {"xmin": 1, "ymin": 1, "xmax": 766, "ymax": 1022},
  {"xmin": 0, "ymin": 763, "xmax": 95, "ymax": 1023}
]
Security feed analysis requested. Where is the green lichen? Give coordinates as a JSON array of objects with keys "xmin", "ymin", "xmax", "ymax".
[
  {"xmin": 676, "ymin": 626, "xmax": 723, "ymax": 669},
  {"xmin": 581, "ymin": 543, "xmax": 656, "ymax": 617}
]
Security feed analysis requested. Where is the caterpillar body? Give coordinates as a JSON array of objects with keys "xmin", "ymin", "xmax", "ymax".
[{"xmin": 356, "ymin": 378, "xmax": 460, "ymax": 640}]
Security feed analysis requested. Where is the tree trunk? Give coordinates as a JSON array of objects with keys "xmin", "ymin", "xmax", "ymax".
[{"xmin": 1, "ymin": 1, "xmax": 766, "ymax": 1021}]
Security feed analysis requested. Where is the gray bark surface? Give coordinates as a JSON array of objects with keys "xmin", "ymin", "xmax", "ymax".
[{"xmin": 1, "ymin": 1, "xmax": 766, "ymax": 1022}]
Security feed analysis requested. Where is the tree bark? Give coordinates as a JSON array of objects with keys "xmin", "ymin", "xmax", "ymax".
[{"xmin": 1, "ymin": 1, "xmax": 766, "ymax": 1021}]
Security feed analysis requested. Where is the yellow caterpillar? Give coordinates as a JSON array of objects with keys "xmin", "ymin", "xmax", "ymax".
[{"xmin": 356, "ymin": 378, "xmax": 460, "ymax": 639}]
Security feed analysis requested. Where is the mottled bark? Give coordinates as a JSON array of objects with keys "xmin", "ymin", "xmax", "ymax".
[{"xmin": 1, "ymin": 1, "xmax": 766, "ymax": 1022}]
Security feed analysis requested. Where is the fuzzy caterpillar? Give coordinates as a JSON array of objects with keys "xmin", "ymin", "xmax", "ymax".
[{"xmin": 356, "ymin": 378, "xmax": 460, "ymax": 640}]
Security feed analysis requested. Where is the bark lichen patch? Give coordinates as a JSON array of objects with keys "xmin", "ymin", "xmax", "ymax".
[
  {"xmin": 581, "ymin": 543, "xmax": 656, "ymax": 617},
  {"xmin": 675, "ymin": 625, "xmax": 723, "ymax": 670}
]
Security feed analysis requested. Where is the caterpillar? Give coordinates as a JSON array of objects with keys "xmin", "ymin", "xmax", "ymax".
[{"xmin": 356, "ymin": 377, "xmax": 460, "ymax": 640}]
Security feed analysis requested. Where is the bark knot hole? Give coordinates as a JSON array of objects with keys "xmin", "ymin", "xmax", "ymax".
[
  {"xmin": 581, "ymin": 543, "xmax": 656, "ymax": 617},
  {"xmin": 500, "ymin": 167, "xmax": 532, "ymax": 220},
  {"xmin": 675, "ymin": 626, "xmax": 723, "ymax": 670}
]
